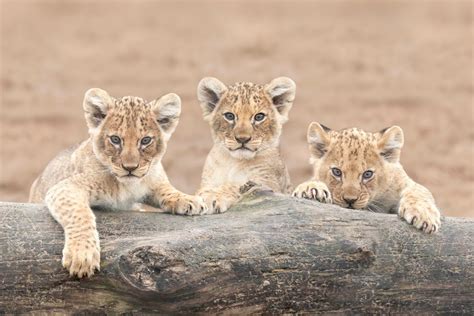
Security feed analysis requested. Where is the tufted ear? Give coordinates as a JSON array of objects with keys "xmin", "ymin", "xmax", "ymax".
[
  {"xmin": 83, "ymin": 88, "xmax": 114, "ymax": 132},
  {"xmin": 307, "ymin": 122, "xmax": 331, "ymax": 160},
  {"xmin": 264, "ymin": 77, "xmax": 296, "ymax": 120},
  {"xmin": 378, "ymin": 126, "xmax": 404, "ymax": 163},
  {"xmin": 150, "ymin": 93, "xmax": 181, "ymax": 137},
  {"xmin": 197, "ymin": 77, "xmax": 228, "ymax": 118}
]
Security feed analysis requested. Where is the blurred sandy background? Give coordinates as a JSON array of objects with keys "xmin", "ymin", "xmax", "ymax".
[{"xmin": 0, "ymin": 0, "xmax": 472, "ymax": 217}]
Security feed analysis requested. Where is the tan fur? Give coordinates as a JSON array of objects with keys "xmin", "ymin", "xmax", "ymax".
[
  {"xmin": 196, "ymin": 77, "xmax": 295, "ymax": 213},
  {"xmin": 293, "ymin": 123, "xmax": 441, "ymax": 234},
  {"xmin": 29, "ymin": 88, "xmax": 206, "ymax": 278}
]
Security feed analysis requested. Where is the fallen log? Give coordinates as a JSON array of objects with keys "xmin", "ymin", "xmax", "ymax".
[{"xmin": 1, "ymin": 191, "xmax": 473, "ymax": 314}]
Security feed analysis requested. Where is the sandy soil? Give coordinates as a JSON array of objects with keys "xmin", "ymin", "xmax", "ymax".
[{"xmin": 1, "ymin": 0, "xmax": 472, "ymax": 217}]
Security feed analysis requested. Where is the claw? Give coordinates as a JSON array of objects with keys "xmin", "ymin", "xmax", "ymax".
[
  {"xmin": 400, "ymin": 208, "xmax": 406, "ymax": 217},
  {"xmin": 311, "ymin": 188, "xmax": 317, "ymax": 199},
  {"xmin": 411, "ymin": 216, "xmax": 417, "ymax": 225},
  {"xmin": 422, "ymin": 222, "xmax": 428, "ymax": 231}
]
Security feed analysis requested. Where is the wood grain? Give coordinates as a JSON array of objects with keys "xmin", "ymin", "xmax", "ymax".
[{"xmin": 1, "ymin": 192, "xmax": 473, "ymax": 314}]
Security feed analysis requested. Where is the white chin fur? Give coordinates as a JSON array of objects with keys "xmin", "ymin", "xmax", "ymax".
[
  {"xmin": 229, "ymin": 148, "xmax": 257, "ymax": 160},
  {"xmin": 116, "ymin": 176, "xmax": 143, "ymax": 184}
]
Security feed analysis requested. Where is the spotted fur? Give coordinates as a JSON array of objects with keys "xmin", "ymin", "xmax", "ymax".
[
  {"xmin": 196, "ymin": 77, "xmax": 295, "ymax": 213},
  {"xmin": 293, "ymin": 123, "xmax": 441, "ymax": 233},
  {"xmin": 29, "ymin": 88, "xmax": 207, "ymax": 278}
]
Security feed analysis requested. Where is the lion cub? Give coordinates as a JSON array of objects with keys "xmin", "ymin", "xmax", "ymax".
[
  {"xmin": 29, "ymin": 88, "xmax": 207, "ymax": 277},
  {"xmin": 293, "ymin": 123, "xmax": 441, "ymax": 233},
  {"xmin": 196, "ymin": 77, "xmax": 296, "ymax": 213}
]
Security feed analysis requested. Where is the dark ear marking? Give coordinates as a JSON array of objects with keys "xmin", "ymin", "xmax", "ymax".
[
  {"xmin": 264, "ymin": 77, "xmax": 296, "ymax": 119},
  {"xmin": 379, "ymin": 127, "xmax": 389, "ymax": 134},
  {"xmin": 202, "ymin": 87, "xmax": 219, "ymax": 111},
  {"xmin": 272, "ymin": 93, "xmax": 286, "ymax": 107},
  {"xmin": 83, "ymin": 88, "xmax": 113, "ymax": 131},
  {"xmin": 197, "ymin": 77, "xmax": 228, "ymax": 118},
  {"xmin": 314, "ymin": 143, "xmax": 328, "ymax": 157},
  {"xmin": 156, "ymin": 116, "xmax": 177, "ymax": 132},
  {"xmin": 307, "ymin": 122, "xmax": 331, "ymax": 159},
  {"xmin": 157, "ymin": 117, "xmax": 170, "ymax": 124},
  {"xmin": 320, "ymin": 124, "xmax": 332, "ymax": 133},
  {"xmin": 150, "ymin": 93, "xmax": 181, "ymax": 136},
  {"xmin": 377, "ymin": 126, "xmax": 404, "ymax": 163},
  {"xmin": 380, "ymin": 149, "xmax": 396, "ymax": 161},
  {"xmin": 92, "ymin": 106, "xmax": 106, "ymax": 120}
]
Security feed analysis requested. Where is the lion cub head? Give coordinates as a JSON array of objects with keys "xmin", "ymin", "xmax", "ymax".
[
  {"xmin": 83, "ymin": 88, "xmax": 181, "ymax": 181},
  {"xmin": 197, "ymin": 77, "xmax": 296, "ymax": 159},
  {"xmin": 307, "ymin": 123, "xmax": 404, "ymax": 210}
]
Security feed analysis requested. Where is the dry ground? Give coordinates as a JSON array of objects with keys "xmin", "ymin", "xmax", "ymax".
[{"xmin": 1, "ymin": 0, "xmax": 472, "ymax": 217}]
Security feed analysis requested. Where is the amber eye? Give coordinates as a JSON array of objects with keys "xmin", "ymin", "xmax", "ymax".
[
  {"xmin": 110, "ymin": 135, "xmax": 121, "ymax": 145},
  {"xmin": 141, "ymin": 136, "xmax": 152, "ymax": 146},
  {"xmin": 224, "ymin": 112, "xmax": 235, "ymax": 121},
  {"xmin": 331, "ymin": 167, "xmax": 342, "ymax": 177},
  {"xmin": 363, "ymin": 170, "xmax": 374, "ymax": 180},
  {"xmin": 254, "ymin": 113, "xmax": 266, "ymax": 122}
]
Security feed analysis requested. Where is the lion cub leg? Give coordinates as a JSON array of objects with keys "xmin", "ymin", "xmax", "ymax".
[
  {"xmin": 148, "ymin": 181, "xmax": 207, "ymax": 216},
  {"xmin": 292, "ymin": 180, "xmax": 332, "ymax": 203},
  {"xmin": 45, "ymin": 178, "xmax": 100, "ymax": 278},
  {"xmin": 398, "ymin": 182, "xmax": 441, "ymax": 233}
]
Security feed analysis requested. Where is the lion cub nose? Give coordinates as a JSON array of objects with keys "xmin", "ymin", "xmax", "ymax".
[
  {"xmin": 235, "ymin": 136, "xmax": 251, "ymax": 144},
  {"xmin": 343, "ymin": 197, "xmax": 358, "ymax": 207},
  {"xmin": 122, "ymin": 163, "xmax": 139, "ymax": 172}
]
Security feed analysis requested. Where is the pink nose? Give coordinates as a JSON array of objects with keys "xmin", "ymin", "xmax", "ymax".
[
  {"xmin": 235, "ymin": 136, "xmax": 251, "ymax": 144},
  {"xmin": 122, "ymin": 163, "xmax": 139, "ymax": 172}
]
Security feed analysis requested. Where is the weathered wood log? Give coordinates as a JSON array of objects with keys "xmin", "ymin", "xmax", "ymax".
[{"xmin": 1, "ymin": 191, "xmax": 473, "ymax": 314}]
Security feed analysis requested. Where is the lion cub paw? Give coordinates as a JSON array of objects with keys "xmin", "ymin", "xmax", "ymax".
[
  {"xmin": 166, "ymin": 194, "xmax": 208, "ymax": 216},
  {"xmin": 62, "ymin": 234, "xmax": 100, "ymax": 278},
  {"xmin": 399, "ymin": 198, "xmax": 441, "ymax": 234},
  {"xmin": 292, "ymin": 180, "xmax": 332, "ymax": 203},
  {"xmin": 239, "ymin": 181, "xmax": 274, "ymax": 195},
  {"xmin": 200, "ymin": 192, "xmax": 236, "ymax": 214}
]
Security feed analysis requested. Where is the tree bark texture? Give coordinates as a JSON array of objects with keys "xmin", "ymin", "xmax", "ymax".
[{"xmin": 1, "ymin": 192, "xmax": 473, "ymax": 314}]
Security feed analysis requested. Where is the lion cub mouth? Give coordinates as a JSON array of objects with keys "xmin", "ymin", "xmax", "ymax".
[
  {"xmin": 231, "ymin": 145, "xmax": 255, "ymax": 152},
  {"xmin": 228, "ymin": 145, "xmax": 258, "ymax": 159},
  {"xmin": 114, "ymin": 170, "xmax": 145, "ymax": 181},
  {"xmin": 117, "ymin": 174, "xmax": 143, "ymax": 184}
]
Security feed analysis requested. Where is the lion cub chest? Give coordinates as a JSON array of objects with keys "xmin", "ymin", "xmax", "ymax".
[
  {"xmin": 211, "ymin": 163, "xmax": 250, "ymax": 187},
  {"xmin": 94, "ymin": 180, "xmax": 150, "ymax": 211}
]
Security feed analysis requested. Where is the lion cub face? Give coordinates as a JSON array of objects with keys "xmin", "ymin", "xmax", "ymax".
[
  {"xmin": 197, "ymin": 77, "xmax": 296, "ymax": 159},
  {"xmin": 307, "ymin": 123, "xmax": 404, "ymax": 210},
  {"xmin": 83, "ymin": 88, "xmax": 181, "ymax": 181}
]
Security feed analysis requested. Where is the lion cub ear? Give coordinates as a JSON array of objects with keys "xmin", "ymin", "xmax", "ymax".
[
  {"xmin": 307, "ymin": 122, "xmax": 331, "ymax": 161},
  {"xmin": 83, "ymin": 88, "xmax": 114, "ymax": 132},
  {"xmin": 264, "ymin": 77, "xmax": 296, "ymax": 121},
  {"xmin": 197, "ymin": 77, "xmax": 228, "ymax": 119},
  {"xmin": 150, "ymin": 93, "xmax": 181, "ymax": 138},
  {"xmin": 378, "ymin": 126, "xmax": 404, "ymax": 163}
]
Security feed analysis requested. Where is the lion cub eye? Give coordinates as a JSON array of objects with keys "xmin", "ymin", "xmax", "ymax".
[
  {"xmin": 331, "ymin": 167, "xmax": 342, "ymax": 178},
  {"xmin": 254, "ymin": 113, "xmax": 266, "ymax": 122},
  {"xmin": 109, "ymin": 135, "xmax": 121, "ymax": 145},
  {"xmin": 362, "ymin": 170, "xmax": 374, "ymax": 180},
  {"xmin": 223, "ymin": 112, "xmax": 235, "ymax": 121},
  {"xmin": 140, "ymin": 136, "xmax": 153, "ymax": 146}
]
